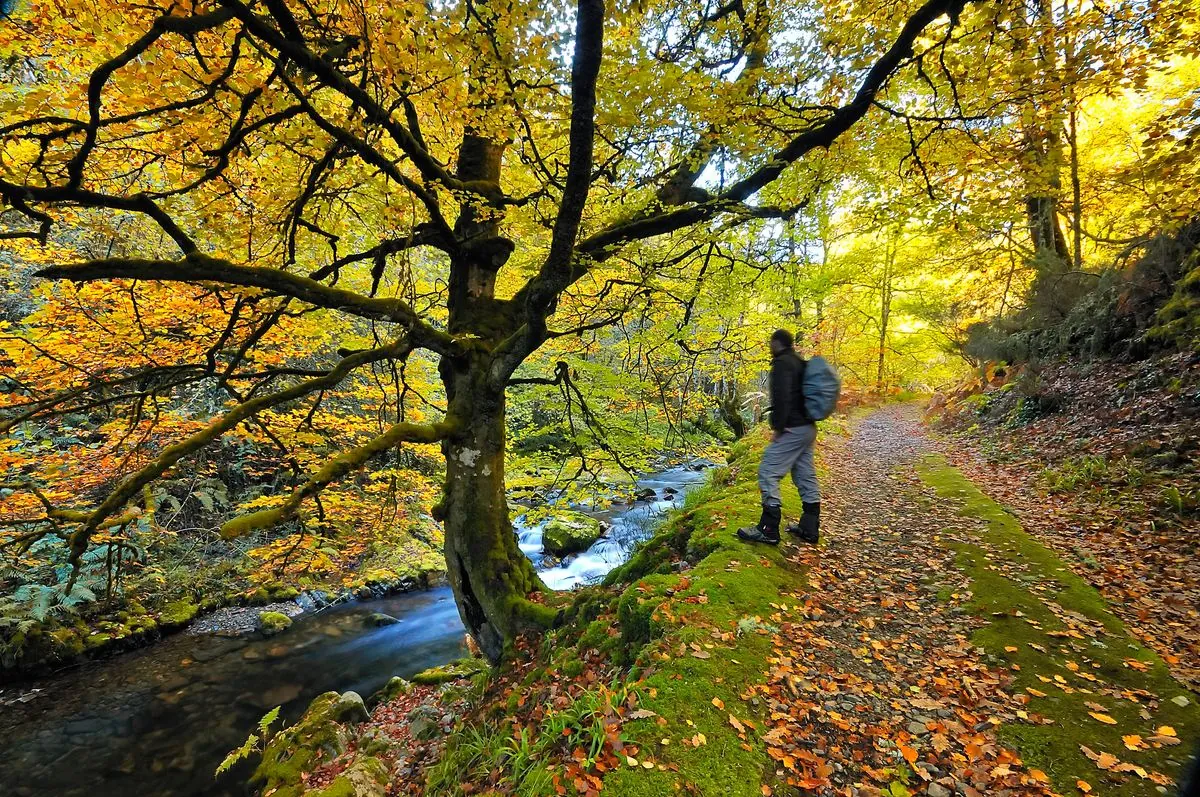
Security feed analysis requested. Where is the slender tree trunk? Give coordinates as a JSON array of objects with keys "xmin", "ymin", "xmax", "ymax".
[
  {"xmin": 1025, "ymin": 195, "xmax": 1070, "ymax": 261},
  {"xmin": 1018, "ymin": 0, "xmax": 1070, "ymax": 266},
  {"xmin": 877, "ymin": 286, "xmax": 890, "ymax": 390},
  {"xmin": 1068, "ymin": 102, "xmax": 1082, "ymax": 271},
  {"xmin": 438, "ymin": 355, "xmax": 549, "ymax": 663},
  {"xmin": 876, "ymin": 236, "xmax": 895, "ymax": 391},
  {"xmin": 1064, "ymin": 0, "xmax": 1083, "ymax": 272}
]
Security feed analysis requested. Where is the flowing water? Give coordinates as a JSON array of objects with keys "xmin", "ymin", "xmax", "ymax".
[
  {"xmin": 2, "ymin": 461, "xmax": 709, "ymax": 797},
  {"xmin": 1, "ymin": 589, "xmax": 468, "ymax": 797},
  {"xmin": 516, "ymin": 462, "xmax": 711, "ymax": 589}
]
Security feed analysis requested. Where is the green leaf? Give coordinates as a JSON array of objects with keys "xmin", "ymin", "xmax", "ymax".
[{"xmin": 258, "ymin": 706, "xmax": 281, "ymax": 736}]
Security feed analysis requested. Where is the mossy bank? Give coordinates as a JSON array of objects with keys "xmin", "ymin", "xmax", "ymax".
[
  {"xmin": 255, "ymin": 426, "xmax": 816, "ymax": 796},
  {"xmin": 917, "ymin": 456, "xmax": 1199, "ymax": 795}
]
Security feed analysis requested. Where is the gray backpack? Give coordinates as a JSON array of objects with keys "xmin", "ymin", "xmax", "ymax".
[{"xmin": 802, "ymin": 355, "xmax": 841, "ymax": 421}]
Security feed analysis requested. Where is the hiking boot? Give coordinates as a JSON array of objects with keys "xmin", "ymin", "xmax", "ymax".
[
  {"xmin": 737, "ymin": 504, "xmax": 781, "ymax": 545},
  {"xmin": 787, "ymin": 502, "xmax": 820, "ymax": 544}
]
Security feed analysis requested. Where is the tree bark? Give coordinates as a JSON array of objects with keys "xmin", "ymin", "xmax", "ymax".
[
  {"xmin": 437, "ymin": 353, "xmax": 551, "ymax": 663},
  {"xmin": 717, "ymin": 381, "xmax": 746, "ymax": 439},
  {"xmin": 876, "ymin": 233, "xmax": 895, "ymax": 391},
  {"xmin": 1025, "ymin": 194, "xmax": 1070, "ymax": 262},
  {"xmin": 1018, "ymin": 0, "xmax": 1071, "ymax": 267}
]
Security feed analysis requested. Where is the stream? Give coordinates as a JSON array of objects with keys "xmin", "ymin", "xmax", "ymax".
[{"xmin": 1, "ymin": 461, "xmax": 709, "ymax": 797}]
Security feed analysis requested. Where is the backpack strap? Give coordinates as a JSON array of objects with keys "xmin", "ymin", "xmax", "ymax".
[{"xmin": 795, "ymin": 355, "xmax": 811, "ymax": 423}]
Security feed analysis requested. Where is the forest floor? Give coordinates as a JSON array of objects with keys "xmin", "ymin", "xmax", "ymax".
[
  {"xmin": 932, "ymin": 353, "xmax": 1200, "ymax": 693},
  {"xmin": 259, "ymin": 403, "xmax": 1199, "ymax": 797},
  {"xmin": 742, "ymin": 403, "xmax": 1197, "ymax": 796}
]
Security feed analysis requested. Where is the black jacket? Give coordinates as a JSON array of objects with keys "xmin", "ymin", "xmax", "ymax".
[{"xmin": 769, "ymin": 350, "xmax": 811, "ymax": 431}]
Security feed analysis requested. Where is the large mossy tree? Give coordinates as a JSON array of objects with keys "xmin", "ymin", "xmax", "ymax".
[{"xmin": 2, "ymin": 0, "xmax": 978, "ymax": 660}]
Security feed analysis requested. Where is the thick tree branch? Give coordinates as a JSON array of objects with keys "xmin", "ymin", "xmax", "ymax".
[
  {"xmin": 0, "ymin": 181, "xmax": 199, "ymax": 253},
  {"xmin": 579, "ymin": 0, "xmax": 973, "ymax": 260},
  {"xmin": 505, "ymin": 0, "xmax": 973, "ymax": 365},
  {"xmin": 35, "ymin": 253, "xmax": 456, "ymax": 353},
  {"xmin": 55, "ymin": 339, "xmax": 411, "ymax": 567},
  {"xmin": 656, "ymin": 0, "xmax": 770, "ymax": 207},
  {"xmin": 219, "ymin": 417, "xmax": 458, "ymax": 538},
  {"xmin": 514, "ymin": 0, "xmax": 605, "ymax": 344}
]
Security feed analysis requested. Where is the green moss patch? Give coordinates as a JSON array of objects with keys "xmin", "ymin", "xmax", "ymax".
[
  {"xmin": 258, "ymin": 611, "xmax": 293, "ymax": 636},
  {"xmin": 411, "ymin": 656, "xmax": 490, "ymax": 686},
  {"xmin": 917, "ymin": 456, "xmax": 1199, "ymax": 795},
  {"xmin": 157, "ymin": 599, "xmax": 200, "ymax": 630},
  {"xmin": 600, "ymin": 430, "xmax": 806, "ymax": 796},
  {"xmin": 542, "ymin": 511, "xmax": 604, "ymax": 557},
  {"xmin": 1147, "ymin": 253, "xmax": 1200, "ymax": 350}
]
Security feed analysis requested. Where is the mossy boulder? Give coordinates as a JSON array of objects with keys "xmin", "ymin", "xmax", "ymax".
[
  {"xmin": 268, "ymin": 583, "xmax": 301, "ymax": 601},
  {"xmin": 363, "ymin": 612, "xmax": 398, "ymax": 627},
  {"xmin": 542, "ymin": 510, "xmax": 603, "ymax": 557},
  {"xmin": 245, "ymin": 582, "xmax": 301, "ymax": 606},
  {"xmin": 406, "ymin": 704, "xmax": 443, "ymax": 741},
  {"xmin": 370, "ymin": 676, "xmax": 413, "ymax": 706},
  {"xmin": 251, "ymin": 691, "xmax": 372, "ymax": 797},
  {"xmin": 157, "ymin": 599, "xmax": 200, "ymax": 631},
  {"xmin": 411, "ymin": 656, "xmax": 489, "ymax": 685},
  {"xmin": 305, "ymin": 756, "xmax": 388, "ymax": 797},
  {"xmin": 258, "ymin": 611, "xmax": 293, "ymax": 636}
]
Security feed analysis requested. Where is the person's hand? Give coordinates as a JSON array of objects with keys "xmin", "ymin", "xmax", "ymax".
[{"xmin": 772, "ymin": 430, "xmax": 783, "ymax": 442}]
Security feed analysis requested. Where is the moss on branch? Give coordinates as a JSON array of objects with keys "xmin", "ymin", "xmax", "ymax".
[{"xmin": 219, "ymin": 419, "xmax": 458, "ymax": 539}]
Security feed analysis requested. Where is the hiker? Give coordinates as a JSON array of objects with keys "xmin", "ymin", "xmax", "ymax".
[{"xmin": 737, "ymin": 329, "xmax": 822, "ymax": 545}]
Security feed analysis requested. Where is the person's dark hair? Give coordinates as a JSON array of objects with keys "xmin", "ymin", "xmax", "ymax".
[{"xmin": 771, "ymin": 329, "xmax": 794, "ymax": 349}]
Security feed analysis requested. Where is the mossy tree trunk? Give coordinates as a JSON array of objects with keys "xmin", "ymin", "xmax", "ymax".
[{"xmin": 437, "ymin": 353, "xmax": 550, "ymax": 662}]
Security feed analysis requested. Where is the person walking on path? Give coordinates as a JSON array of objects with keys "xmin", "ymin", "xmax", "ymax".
[{"xmin": 737, "ymin": 329, "xmax": 821, "ymax": 545}]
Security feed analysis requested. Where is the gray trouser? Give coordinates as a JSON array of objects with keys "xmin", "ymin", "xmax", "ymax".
[{"xmin": 757, "ymin": 425, "xmax": 819, "ymax": 507}]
